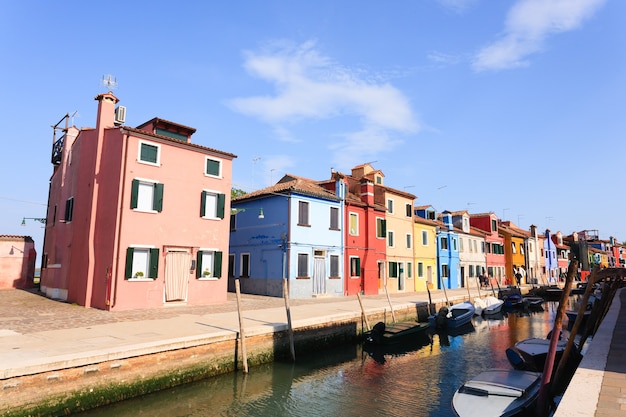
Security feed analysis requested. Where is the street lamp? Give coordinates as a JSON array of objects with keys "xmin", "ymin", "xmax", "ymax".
[
  {"xmin": 21, "ymin": 217, "xmax": 46, "ymax": 226},
  {"xmin": 231, "ymin": 208, "xmax": 264, "ymax": 219}
]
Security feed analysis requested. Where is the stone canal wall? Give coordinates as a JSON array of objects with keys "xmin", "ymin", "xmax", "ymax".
[{"xmin": 1, "ymin": 302, "xmax": 435, "ymax": 417}]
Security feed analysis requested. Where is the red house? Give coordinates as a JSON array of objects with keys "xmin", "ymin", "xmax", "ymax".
[
  {"xmin": 470, "ymin": 212, "xmax": 507, "ymax": 286},
  {"xmin": 319, "ymin": 171, "xmax": 387, "ymax": 295}
]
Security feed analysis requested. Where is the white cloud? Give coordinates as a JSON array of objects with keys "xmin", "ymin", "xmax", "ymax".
[
  {"xmin": 227, "ymin": 41, "xmax": 419, "ymax": 167},
  {"xmin": 472, "ymin": 0, "xmax": 606, "ymax": 71}
]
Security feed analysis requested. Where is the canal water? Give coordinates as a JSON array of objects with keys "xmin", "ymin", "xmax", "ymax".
[{"xmin": 79, "ymin": 302, "xmax": 565, "ymax": 417}]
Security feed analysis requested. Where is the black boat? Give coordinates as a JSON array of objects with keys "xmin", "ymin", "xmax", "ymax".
[
  {"xmin": 364, "ymin": 321, "xmax": 430, "ymax": 345},
  {"xmin": 506, "ymin": 337, "xmax": 582, "ymax": 372}
]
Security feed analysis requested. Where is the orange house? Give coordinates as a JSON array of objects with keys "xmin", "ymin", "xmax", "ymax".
[{"xmin": 40, "ymin": 92, "xmax": 236, "ymax": 310}]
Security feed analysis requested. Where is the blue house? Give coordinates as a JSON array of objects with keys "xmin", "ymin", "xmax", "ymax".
[
  {"xmin": 436, "ymin": 211, "xmax": 461, "ymax": 289},
  {"xmin": 544, "ymin": 229, "xmax": 558, "ymax": 283},
  {"xmin": 229, "ymin": 174, "xmax": 344, "ymax": 298}
]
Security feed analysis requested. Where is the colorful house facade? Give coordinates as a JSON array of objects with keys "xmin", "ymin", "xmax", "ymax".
[
  {"xmin": 40, "ymin": 92, "xmax": 236, "ymax": 310},
  {"xmin": 437, "ymin": 212, "xmax": 461, "ymax": 289},
  {"xmin": 230, "ymin": 174, "xmax": 343, "ymax": 298},
  {"xmin": 450, "ymin": 210, "xmax": 487, "ymax": 289},
  {"xmin": 470, "ymin": 212, "xmax": 507, "ymax": 286},
  {"xmin": 319, "ymin": 171, "xmax": 387, "ymax": 296},
  {"xmin": 544, "ymin": 230, "xmax": 559, "ymax": 283},
  {"xmin": 353, "ymin": 164, "xmax": 416, "ymax": 294},
  {"xmin": 412, "ymin": 211, "xmax": 438, "ymax": 291},
  {"xmin": 498, "ymin": 221, "xmax": 528, "ymax": 284},
  {"xmin": 0, "ymin": 235, "xmax": 36, "ymax": 289}
]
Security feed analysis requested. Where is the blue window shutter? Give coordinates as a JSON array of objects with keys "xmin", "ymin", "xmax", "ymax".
[
  {"xmin": 196, "ymin": 251, "xmax": 203, "ymax": 278},
  {"xmin": 124, "ymin": 248, "xmax": 134, "ymax": 279},
  {"xmin": 217, "ymin": 194, "xmax": 225, "ymax": 219},
  {"xmin": 154, "ymin": 183, "xmax": 164, "ymax": 212},
  {"xmin": 213, "ymin": 251, "xmax": 222, "ymax": 278},
  {"xmin": 200, "ymin": 191, "xmax": 207, "ymax": 217},
  {"xmin": 130, "ymin": 180, "xmax": 139, "ymax": 209},
  {"xmin": 149, "ymin": 248, "xmax": 159, "ymax": 278}
]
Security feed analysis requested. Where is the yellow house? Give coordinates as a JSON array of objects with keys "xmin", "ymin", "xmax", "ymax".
[{"xmin": 413, "ymin": 216, "xmax": 438, "ymax": 291}]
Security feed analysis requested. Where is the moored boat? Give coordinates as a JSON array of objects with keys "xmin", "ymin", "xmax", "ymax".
[
  {"xmin": 505, "ymin": 337, "xmax": 581, "ymax": 372},
  {"xmin": 522, "ymin": 296, "xmax": 544, "ymax": 309},
  {"xmin": 429, "ymin": 301, "xmax": 475, "ymax": 329},
  {"xmin": 364, "ymin": 321, "xmax": 430, "ymax": 345},
  {"xmin": 474, "ymin": 296, "xmax": 504, "ymax": 316},
  {"xmin": 452, "ymin": 369, "xmax": 541, "ymax": 417}
]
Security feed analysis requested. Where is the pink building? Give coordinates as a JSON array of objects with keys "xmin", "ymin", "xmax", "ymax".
[
  {"xmin": 40, "ymin": 92, "xmax": 236, "ymax": 310},
  {"xmin": 0, "ymin": 235, "xmax": 36, "ymax": 289}
]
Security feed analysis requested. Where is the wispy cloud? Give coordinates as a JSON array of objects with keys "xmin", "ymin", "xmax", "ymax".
[
  {"xmin": 227, "ymin": 40, "xmax": 419, "ymax": 169},
  {"xmin": 438, "ymin": 0, "xmax": 479, "ymax": 14},
  {"xmin": 472, "ymin": 0, "xmax": 606, "ymax": 71}
]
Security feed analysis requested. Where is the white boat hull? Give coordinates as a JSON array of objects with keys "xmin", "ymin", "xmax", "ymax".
[{"xmin": 452, "ymin": 369, "xmax": 541, "ymax": 417}]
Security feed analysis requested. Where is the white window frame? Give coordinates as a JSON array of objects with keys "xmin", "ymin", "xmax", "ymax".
[
  {"xmin": 422, "ymin": 230, "xmax": 428, "ymax": 246},
  {"xmin": 387, "ymin": 198, "xmax": 394, "ymax": 214},
  {"xmin": 204, "ymin": 156, "xmax": 222, "ymax": 178},
  {"xmin": 134, "ymin": 178, "xmax": 160, "ymax": 213},
  {"xmin": 349, "ymin": 212, "xmax": 359, "ymax": 236},
  {"xmin": 138, "ymin": 141, "xmax": 161, "ymax": 166},
  {"xmin": 128, "ymin": 245, "xmax": 157, "ymax": 281},
  {"xmin": 387, "ymin": 230, "xmax": 395, "ymax": 248},
  {"xmin": 201, "ymin": 189, "xmax": 221, "ymax": 219},
  {"xmin": 198, "ymin": 248, "xmax": 218, "ymax": 280},
  {"xmin": 406, "ymin": 233, "xmax": 412, "ymax": 249}
]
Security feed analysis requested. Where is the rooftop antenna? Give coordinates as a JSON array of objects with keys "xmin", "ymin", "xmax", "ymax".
[
  {"xmin": 70, "ymin": 110, "xmax": 79, "ymax": 126},
  {"xmin": 101, "ymin": 74, "xmax": 118, "ymax": 91}
]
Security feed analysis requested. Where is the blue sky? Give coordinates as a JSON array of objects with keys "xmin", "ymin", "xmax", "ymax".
[{"xmin": 1, "ymin": 0, "xmax": 624, "ymax": 263}]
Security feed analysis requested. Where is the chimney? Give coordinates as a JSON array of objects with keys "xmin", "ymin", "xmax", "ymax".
[
  {"xmin": 360, "ymin": 179, "xmax": 374, "ymax": 205},
  {"xmin": 94, "ymin": 92, "xmax": 119, "ymax": 139}
]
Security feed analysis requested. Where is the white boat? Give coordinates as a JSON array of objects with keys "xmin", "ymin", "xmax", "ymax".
[
  {"xmin": 474, "ymin": 296, "xmax": 504, "ymax": 316},
  {"xmin": 452, "ymin": 369, "xmax": 541, "ymax": 417},
  {"xmin": 429, "ymin": 301, "xmax": 475, "ymax": 329}
]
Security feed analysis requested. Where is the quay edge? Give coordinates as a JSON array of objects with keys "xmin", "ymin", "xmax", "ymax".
[{"xmin": 0, "ymin": 300, "xmax": 439, "ymax": 417}]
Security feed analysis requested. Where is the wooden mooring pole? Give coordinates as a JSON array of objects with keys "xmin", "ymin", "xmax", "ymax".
[
  {"xmin": 356, "ymin": 292, "xmax": 371, "ymax": 331},
  {"xmin": 234, "ymin": 279, "xmax": 248, "ymax": 373},
  {"xmin": 536, "ymin": 260, "xmax": 576, "ymax": 416},
  {"xmin": 283, "ymin": 278, "xmax": 296, "ymax": 362},
  {"xmin": 383, "ymin": 284, "xmax": 397, "ymax": 323}
]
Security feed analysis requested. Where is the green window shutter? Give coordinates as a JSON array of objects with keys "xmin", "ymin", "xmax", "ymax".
[
  {"xmin": 196, "ymin": 251, "xmax": 203, "ymax": 278},
  {"xmin": 356, "ymin": 257, "xmax": 361, "ymax": 276},
  {"xmin": 154, "ymin": 183, "xmax": 164, "ymax": 212},
  {"xmin": 130, "ymin": 180, "xmax": 139, "ymax": 209},
  {"xmin": 213, "ymin": 252, "xmax": 222, "ymax": 278},
  {"xmin": 125, "ymin": 248, "xmax": 134, "ymax": 279},
  {"xmin": 217, "ymin": 193, "xmax": 225, "ymax": 219},
  {"xmin": 206, "ymin": 159, "xmax": 220, "ymax": 176},
  {"xmin": 140, "ymin": 143, "xmax": 158, "ymax": 163},
  {"xmin": 381, "ymin": 219, "xmax": 387, "ymax": 237},
  {"xmin": 149, "ymin": 248, "xmax": 159, "ymax": 278},
  {"xmin": 200, "ymin": 191, "xmax": 207, "ymax": 217}
]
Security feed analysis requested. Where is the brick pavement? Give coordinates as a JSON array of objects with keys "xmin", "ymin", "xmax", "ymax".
[
  {"xmin": 0, "ymin": 288, "xmax": 369, "ymax": 335},
  {"xmin": 595, "ymin": 289, "xmax": 626, "ymax": 416}
]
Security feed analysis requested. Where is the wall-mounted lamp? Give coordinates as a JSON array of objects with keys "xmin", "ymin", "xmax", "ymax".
[
  {"xmin": 22, "ymin": 217, "xmax": 46, "ymax": 226},
  {"xmin": 231, "ymin": 208, "xmax": 264, "ymax": 219},
  {"xmin": 9, "ymin": 245, "xmax": 24, "ymax": 255}
]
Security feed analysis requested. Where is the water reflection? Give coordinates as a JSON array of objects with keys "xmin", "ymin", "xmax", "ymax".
[{"xmin": 79, "ymin": 304, "xmax": 561, "ymax": 417}]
